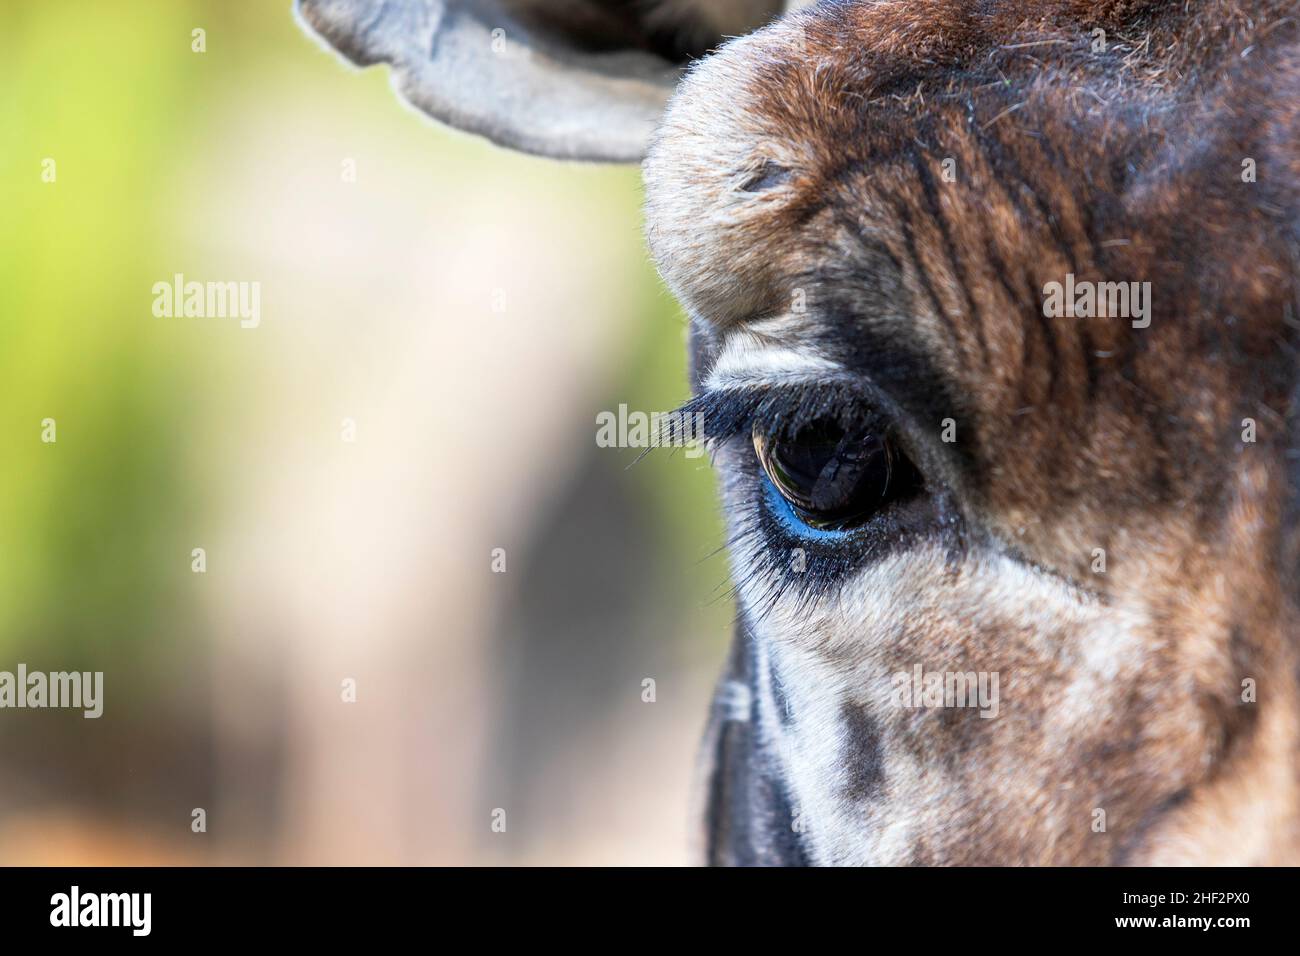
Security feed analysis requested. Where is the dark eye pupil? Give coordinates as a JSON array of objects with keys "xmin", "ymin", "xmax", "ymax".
[{"xmin": 755, "ymin": 418, "xmax": 923, "ymax": 530}]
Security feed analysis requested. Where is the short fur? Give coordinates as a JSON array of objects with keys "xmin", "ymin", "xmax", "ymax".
[{"xmin": 645, "ymin": 0, "xmax": 1300, "ymax": 864}]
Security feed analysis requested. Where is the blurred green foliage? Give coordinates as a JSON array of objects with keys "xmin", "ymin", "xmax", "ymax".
[
  {"xmin": 0, "ymin": 1, "xmax": 207, "ymax": 674},
  {"xmin": 0, "ymin": 0, "xmax": 730, "ymax": 675}
]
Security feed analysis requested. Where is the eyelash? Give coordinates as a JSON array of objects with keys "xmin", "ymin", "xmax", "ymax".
[
  {"xmin": 669, "ymin": 381, "xmax": 889, "ymax": 448},
  {"xmin": 727, "ymin": 455, "xmax": 915, "ymax": 620}
]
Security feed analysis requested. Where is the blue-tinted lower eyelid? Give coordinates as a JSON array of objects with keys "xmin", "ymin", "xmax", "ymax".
[{"xmin": 761, "ymin": 474, "xmax": 854, "ymax": 541}]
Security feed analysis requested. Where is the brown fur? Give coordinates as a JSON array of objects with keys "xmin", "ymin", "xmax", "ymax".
[{"xmin": 646, "ymin": 0, "xmax": 1300, "ymax": 863}]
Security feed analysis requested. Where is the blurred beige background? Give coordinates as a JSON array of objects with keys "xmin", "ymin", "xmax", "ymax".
[{"xmin": 0, "ymin": 0, "xmax": 731, "ymax": 864}]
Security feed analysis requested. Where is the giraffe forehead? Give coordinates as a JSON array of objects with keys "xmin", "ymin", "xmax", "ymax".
[{"xmin": 641, "ymin": 16, "xmax": 845, "ymax": 329}]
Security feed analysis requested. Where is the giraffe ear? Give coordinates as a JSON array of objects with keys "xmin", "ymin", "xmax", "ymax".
[{"xmin": 295, "ymin": 0, "xmax": 786, "ymax": 163}]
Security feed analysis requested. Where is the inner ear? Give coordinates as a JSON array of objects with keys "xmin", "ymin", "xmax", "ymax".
[
  {"xmin": 510, "ymin": 0, "xmax": 779, "ymax": 63},
  {"xmin": 740, "ymin": 161, "xmax": 793, "ymax": 192}
]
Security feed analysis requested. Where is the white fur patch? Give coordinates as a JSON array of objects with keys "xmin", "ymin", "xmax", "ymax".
[
  {"xmin": 723, "ymin": 492, "xmax": 1135, "ymax": 864},
  {"xmin": 705, "ymin": 325, "xmax": 844, "ymax": 391}
]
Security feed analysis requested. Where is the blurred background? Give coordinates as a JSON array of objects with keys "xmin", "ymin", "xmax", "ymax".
[{"xmin": 0, "ymin": 0, "xmax": 733, "ymax": 864}]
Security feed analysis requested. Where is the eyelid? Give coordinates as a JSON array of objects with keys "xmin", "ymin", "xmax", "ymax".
[{"xmin": 702, "ymin": 336, "xmax": 844, "ymax": 393}]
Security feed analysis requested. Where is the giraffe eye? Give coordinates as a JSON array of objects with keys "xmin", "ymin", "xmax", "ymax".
[{"xmin": 753, "ymin": 419, "xmax": 924, "ymax": 531}]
